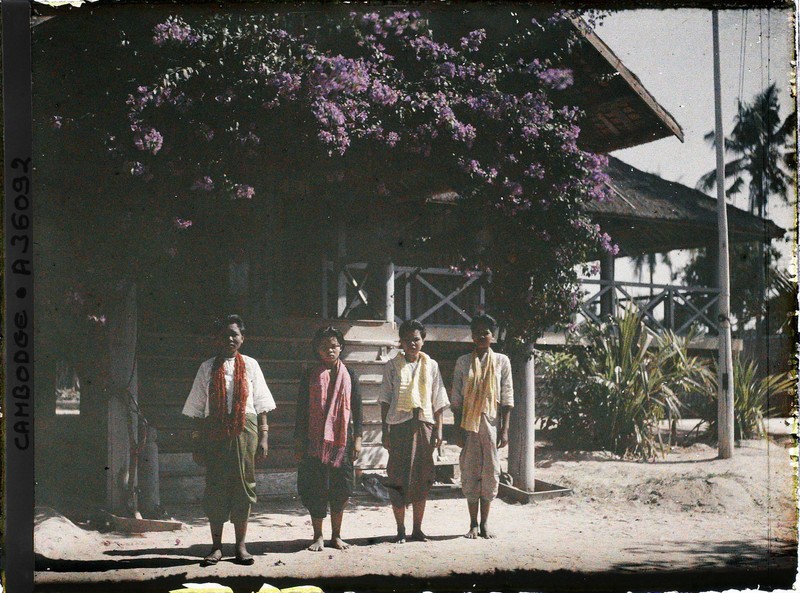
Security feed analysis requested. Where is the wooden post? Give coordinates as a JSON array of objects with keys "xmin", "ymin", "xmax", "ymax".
[
  {"xmin": 107, "ymin": 282, "xmax": 140, "ymax": 515},
  {"xmin": 712, "ymin": 11, "xmax": 735, "ymax": 458},
  {"xmin": 321, "ymin": 255, "xmax": 329, "ymax": 319},
  {"xmin": 508, "ymin": 344, "xmax": 536, "ymax": 492},
  {"xmin": 336, "ymin": 223, "xmax": 347, "ymax": 318},
  {"xmin": 384, "ymin": 260, "xmax": 395, "ymax": 323},
  {"xmin": 405, "ymin": 272, "xmax": 412, "ymax": 321},
  {"xmin": 600, "ymin": 251, "xmax": 616, "ymax": 318},
  {"xmin": 664, "ymin": 286, "xmax": 675, "ymax": 331}
]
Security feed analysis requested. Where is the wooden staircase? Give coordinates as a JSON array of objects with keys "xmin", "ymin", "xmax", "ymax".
[{"xmin": 137, "ymin": 319, "xmax": 462, "ymax": 502}]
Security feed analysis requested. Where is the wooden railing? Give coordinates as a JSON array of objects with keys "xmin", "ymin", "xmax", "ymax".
[
  {"xmin": 322, "ymin": 262, "xmax": 720, "ymax": 335},
  {"xmin": 578, "ymin": 279, "xmax": 721, "ymax": 335},
  {"xmin": 323, "ymin": 261, "xmax": 489, "ymax": 325}
]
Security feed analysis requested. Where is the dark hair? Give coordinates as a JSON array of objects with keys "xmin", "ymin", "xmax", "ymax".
[
  {"xmin": 216, "ymin": 314, "xmax": 246, "ymax": 335},
  {"xmin": 312, "ymin": 325, "xmax": 345, "ymax": 355},
  {"xmin": 470, "ymin": 314, "xmax": 497, "ymax": 334},
  {"xmin": 399, "ymin": 319, "xmax": 426, "ymax": 340}
]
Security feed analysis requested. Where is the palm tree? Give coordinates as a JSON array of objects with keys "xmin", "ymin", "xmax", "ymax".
[
  {"xmin": 631, "ymin": 252, "xmax": 673, "ymax": 289},
  {"xmin": 695, "ymin": 83, "xmax": 794, "ymax": 336},
  {"xmin": 697, "ymin": 83, "xmax": 794, "ymax": 218}
]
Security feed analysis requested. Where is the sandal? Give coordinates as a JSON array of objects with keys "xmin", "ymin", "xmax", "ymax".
[
  {"xmin": 234, "ymin": 553, "xmax": 254, "ymax": 566},
  {"xmin": 201, "ymin": 550, "xmax": 222, "ymax": 566}
]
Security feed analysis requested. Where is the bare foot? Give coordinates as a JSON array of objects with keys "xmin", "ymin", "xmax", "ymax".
[
  {"xmin": 480, "ymin": 523, "xmax": 496, "ymax": 539},
  {"xmin": 393, "ymin": 527, "xmax": 407, "ymax": 543},
  {"xmin": 409, "ymin": 530, "xmax": 428, "ymax": 542},
  {"xmin": 307, "ymin": 536, "xmax": 325, "ymax": 551},
  {"xmin": 465, "ymin": 525, "xmax": 480, "ymax": 539},
  {"xmin": 234, "ymin": 544, "xmax": 254, "ymax": 565},
  {"xmin": 331, "ymin": 537, "xmax": 351, "ymax": 550},
  {"xmin": 202, "ymin": 547, "xmax": 222, "ymax": 566}
]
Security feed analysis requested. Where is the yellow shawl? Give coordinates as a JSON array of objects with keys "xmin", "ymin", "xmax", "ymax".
[
  {"xmin": 460, "ymin": 349, "xmax": 497, "ymax": 433},
  {"xmin": 393, "ymin": 351, "xmax": 430, "ymax": 414}
]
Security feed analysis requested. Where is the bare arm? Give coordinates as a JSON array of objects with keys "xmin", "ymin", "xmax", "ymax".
[
  {"xmin": 381, "ymin": 402, "xmax": 391, "ymax": 450},
  {"xmin": 256, "ymin": 411, "xmax": 269, "ymax": 459},
  {"xmin": 433, "ymin": 408, "xmax": 444, "ymax": 449},
  {"xmin": 191, "ymin": 417, "xmax": 206, "ymax": 465},
  {"xmin": 350, "ymin": 368, "xmax": 363, "ymax": 461},
  {"xmin": 498, "ymin": 405, "xmax": 512, "ymax": 448}
]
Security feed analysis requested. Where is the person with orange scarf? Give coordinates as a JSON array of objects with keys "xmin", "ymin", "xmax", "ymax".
[
  {"xmin": 294, "ymin": 326, "xmax": 363, "ymax": 551},
  {"xmin": 182, "ymin": 314, "xmax": 275, "ymax": 566},
  {"xmin": 379, "ymin": 319, "xmax": 449, "ymax": 543},
  {"xmin": 451, "ymin": 314, "xmax": 514, "ymax": 539}
]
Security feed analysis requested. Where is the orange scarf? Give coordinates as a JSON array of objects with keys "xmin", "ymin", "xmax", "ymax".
[{"xmin": 208, "ymin": 352, "xmax": 249, "ymax": 440}]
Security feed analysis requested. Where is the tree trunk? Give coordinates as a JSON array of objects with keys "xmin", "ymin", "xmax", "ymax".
[{"xmin": 107, "ymin": 282, "xmax": 140, "ymax": 515}]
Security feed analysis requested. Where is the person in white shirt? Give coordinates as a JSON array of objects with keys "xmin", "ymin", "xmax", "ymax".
[
  {"xmin": 182, "ymin": 314, "xmax": 275, "ymax": 565},
  {"xmin": 450, "ymin": 314, "xmax": 514, "ymax": 539},
  {"xmin": 379, "ymin": 319, "xmax": 449, "ymax": 543}
]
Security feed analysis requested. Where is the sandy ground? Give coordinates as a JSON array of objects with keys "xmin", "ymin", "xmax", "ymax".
[{"xmin": 34, "ymin": 421, "xmax": 798, "ymax": 592}]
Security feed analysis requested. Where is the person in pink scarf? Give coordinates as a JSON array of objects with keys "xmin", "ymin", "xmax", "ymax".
[{"xmin": 294, "ymin": 326, "xmax": 363, "ymax": 551}]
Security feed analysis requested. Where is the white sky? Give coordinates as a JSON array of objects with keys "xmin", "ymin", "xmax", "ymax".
[{"xmin": 595, "ymin": 9, "xmax": 796, "ymax": 282}]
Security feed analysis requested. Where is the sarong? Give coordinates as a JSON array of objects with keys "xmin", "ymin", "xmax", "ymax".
[
  {"xmin": 459, "ymin": 413, "xmax": 500, "ymax": 501},
  {"xmin": 297, "ymin": 438, "xmax": 354, "ymax": 519},
  {"xmin": 203, "ymin": 413, "xmax": 258, "ymax": 523},
  {"xmin": 384, "ymin": 415, "xmax": 435, "ymax": 506}
]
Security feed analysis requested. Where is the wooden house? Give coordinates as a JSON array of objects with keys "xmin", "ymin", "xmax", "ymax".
[{"xmin": 30, "ymin": 7, "xmax": 782, "ymax": 515}]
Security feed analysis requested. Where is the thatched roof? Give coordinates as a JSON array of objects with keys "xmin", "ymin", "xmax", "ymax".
[
  {"xmin": 587, "ymin": 156, "xmax": 786, "ymax": 256},
  {"xmin": 562, "ymin": 17, "xmax": 683, "ymax": 153}
]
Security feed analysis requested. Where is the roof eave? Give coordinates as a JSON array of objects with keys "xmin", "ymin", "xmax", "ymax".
[{"xmin": 569, "ymin": 15, "xmax": 685, "ymax": 145}]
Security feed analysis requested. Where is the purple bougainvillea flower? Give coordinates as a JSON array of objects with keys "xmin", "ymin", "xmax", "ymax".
[
  {"xmin": 233, "ymin": 184, "xmax": 255, "ymax": 200},
  {"xmin": 191, "ymin": 176, "xmax": 214, "ymax": 191},
  {"xmin": 537, "ymin": 68, "xmax": 574, "ymax": 91},
  {"xmin": 153, "ymin": 17, "xmax": 200, "ymax": 46},
  {"xmin": 134, "ymin": 127, "xmax": 163, "ymax": 155}
]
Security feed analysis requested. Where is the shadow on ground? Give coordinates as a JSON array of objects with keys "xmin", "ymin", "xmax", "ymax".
[
  {"xmin": 33, "ymin": 564, "xmax": 799, "ymax": 593},
  {"xmin": 610, "ymin": 537, "xmax": 798, "ymax": 573}
]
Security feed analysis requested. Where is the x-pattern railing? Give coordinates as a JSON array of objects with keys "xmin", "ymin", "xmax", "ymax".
[
  {"xmin": 579, "ymin": 279, "xmax": 721, "ymax": 334},
  {"xmin": 394, "ymin": 266, "xmax": 485, "ymax": 324},
  {"xmin": 324, "ymin": 261, "xmax": 488, "ymax": 324},
  {"xmin": 323, "ymin": 263, "xmax": 720, "ymax": 334}
]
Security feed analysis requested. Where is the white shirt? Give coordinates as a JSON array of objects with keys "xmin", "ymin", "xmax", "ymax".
[
  {"xmin": 182, "ymin": 354, "xmax": 276, "ymax": 418},
  {"xmin": 450, "ymin": 351, "xmax": 514, "ymax": 422},
  {"xmin": 379, "ymin": 356, "xmax": 449, "ymax": 425}
]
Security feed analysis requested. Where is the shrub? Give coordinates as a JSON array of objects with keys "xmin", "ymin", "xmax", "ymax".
[
  {"xmin": 698, "ymin": 356, "xmax": 796, "ymax": 440},
  {"xmin": 539, "ymin": 308, "xmax": 712, "ymax": 460}
]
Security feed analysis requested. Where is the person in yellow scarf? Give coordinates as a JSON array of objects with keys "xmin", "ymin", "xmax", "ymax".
[
  {"xmin": 451, "ymin": 315, "xmax": 514, "ymax": 539},
  {"xmin": 379, "ymin": 320, "xmax": 449, "ymax": 543}
]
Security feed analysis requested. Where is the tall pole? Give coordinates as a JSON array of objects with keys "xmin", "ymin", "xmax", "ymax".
[{"xmin": 712, "ymin": 11, "xmax": 735, "ymax": 458}]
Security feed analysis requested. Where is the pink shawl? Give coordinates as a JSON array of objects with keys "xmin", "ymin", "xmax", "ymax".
[{"xmin": 307, "ymin": 360, "xmax": 352, "ymax": 467}]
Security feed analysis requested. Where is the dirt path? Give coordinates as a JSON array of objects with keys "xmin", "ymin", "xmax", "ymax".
[{"xmin": 34, "ymin": 435, "xmax": 798, "ymax": 591}]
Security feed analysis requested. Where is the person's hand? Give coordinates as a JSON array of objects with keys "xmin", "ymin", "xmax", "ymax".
[
  {"xmin": 256, "ymin": 434, "xmax": 269, "ymax": 460},
  {"xmin": 352, "ymin": 436, "xmax": 362, "ymax": 461},
  {"xmin": 497, "ymin": 428, "xmax": 509, "ymax": 449},
  {"xmin": 455, "ymin": 428, "xmax": 465, "ymax": 448},
  {"xmin": 432, "ymin": 426, "xmax": 443, "ymax": 449},
  {"xmin": 381, "ymin": 426, "xmax": 391, "ymax": 451}
]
